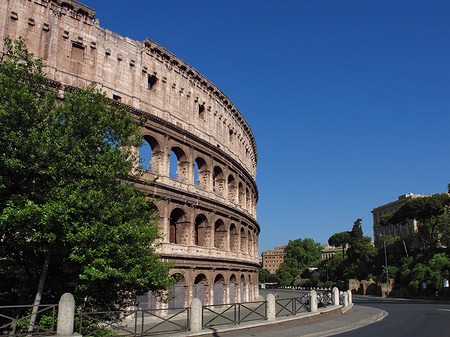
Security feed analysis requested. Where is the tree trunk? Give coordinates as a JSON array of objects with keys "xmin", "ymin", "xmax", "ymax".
[{"xmin": 27, "ymin": 252, "xmax": 51, "ymax": 333}]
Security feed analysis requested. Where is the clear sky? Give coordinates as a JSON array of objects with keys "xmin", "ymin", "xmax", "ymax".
[{"xmin": 82, "ymin": 0, "xmax": 450, "ymax": 254}]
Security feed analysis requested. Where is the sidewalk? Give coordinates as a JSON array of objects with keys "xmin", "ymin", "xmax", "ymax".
[{"xmin": 170, "ymin": 304, "xmax": 386, "ymax": 337}]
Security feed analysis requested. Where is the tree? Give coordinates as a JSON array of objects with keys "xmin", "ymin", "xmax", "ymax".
[
  {"xmin": 389, "ymin": 193, "xmax": 450, "ymax": 247},
  {"xmin": 285, "ymin": 238, "xmax": 323, "ymax": 271},
  {"xmin": 259, "ymin": 268, "xmax": 271, "ymax": 283},
  {"xmin": 328, "ymin": 231, "xmax": 351, "ymax": 257},
  {"xmin": 0, "ymin": 37, "xmax": 175, "ymax": 311}
]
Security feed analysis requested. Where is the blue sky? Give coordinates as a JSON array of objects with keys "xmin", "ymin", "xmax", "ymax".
[{"xmin": 83, "ymin": 0, "xmax": 450, "ymax": 254}]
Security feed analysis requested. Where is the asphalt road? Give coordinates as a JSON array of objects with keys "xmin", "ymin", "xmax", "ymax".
[
  {"xmin": 336, "ymin": 295, "xmax": 450, "ymax": 337},
  {"xmin": 211, "ymin": 289, "xmax": 450, "ymax": 337}
]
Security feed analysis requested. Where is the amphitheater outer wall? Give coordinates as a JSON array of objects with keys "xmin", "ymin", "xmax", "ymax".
[{"xmin": 1, "ymin": 0, "xmax": 260, "ymax": 306}]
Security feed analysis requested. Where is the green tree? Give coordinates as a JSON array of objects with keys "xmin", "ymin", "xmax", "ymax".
[
  {"xmin": 259, "ymin": 268, "xmax": 271, "ymax": 283},
  {"xmin": 0, "ymin": 37, "xmax": 175, "ymax": 311},
  {"xmin": 390, "ymin": 193, "xmax": 450, "ymax": 247},
  {"xmin": 286, "ymin": 238, "xmax": 323, "ymax": 271},
  {"xmin": 328, "ymin": 231, "xmax": 351, "ymax": 257}
]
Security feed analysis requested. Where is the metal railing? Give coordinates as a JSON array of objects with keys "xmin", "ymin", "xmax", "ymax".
[
  {"xmin": 202, "ymin": 300, "xmax": 267, "ymax": 328},
  {"xmin": 76, "ymin": 307, "xmax": 190, "ymax": 336},
  {"xmin": 317, "ymin": 291, "xmax": 332, "ymax": 307},
  {"xmin": 275, "ymin": 295, "xmax": 310, "ymax": 317},
  {"xmin": 0, "ymin": 304, "xmax": 58, "ymax": 336}
]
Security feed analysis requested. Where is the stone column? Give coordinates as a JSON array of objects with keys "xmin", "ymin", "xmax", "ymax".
[
  {"xmin": 190, "ymin": 298, "xmax": 202, "ymax": 332},
  {"xmin": 347, "ymin": 290, "xmax": 352, "ymax": 304},
  {"xmin": 332, "ymin": 287, "xmax": 339, "ymax": 306},
  {"xmin": 57, "ymin": 293, "xmax": 76, "ymax": 336},
  {"xmin": 343, "ymin": 291, "xmax": 349, "ymax": 307},
  {"xmin": 266, "ymin": 293, "xmax": 276, "ymax": 321},
  {"xmin": 310, "ymin": 290, "xmax": 318, "ymax": 312}
]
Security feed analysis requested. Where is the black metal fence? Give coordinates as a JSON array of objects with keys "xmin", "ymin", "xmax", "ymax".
[
  {"xmin": 202, "ymin": 300, "xmax": 267, "ymax": 328},
  {"xmin": 275, "ymin": 295, "xmax": 310, "ymax": 317},
  {"xmin": 0, "ymin": 304, "xmax": 58, "ymax": 336}
]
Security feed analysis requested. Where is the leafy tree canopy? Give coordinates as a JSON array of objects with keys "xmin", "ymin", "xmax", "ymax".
[
  {"xmin": 286, "ymin": 238, "xmax": 323, "ymax": 271},
  {"xmin": 0, "ymin": 37, "xmax": 175, "ymax": 310}
]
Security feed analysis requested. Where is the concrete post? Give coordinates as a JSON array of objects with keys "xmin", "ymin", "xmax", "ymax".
[
  {"xmin": 347, "ymin": 290, "xmax": 352, "ymax": 304},
  {"xmin": 310, "ymin": 290, "xmax": 318, "ymax": 312},
  {"xmin": 343, "ymin": 291, "xmax": 349, "ymax": 307},
  {"xmin": 332, "ymin": 287, "xmax": 339, "ymax": 306},
  {"xmin": 266, "ymin": 293, "xmax": 276, "ymax": 321},
  {"xmin": 190, "ymin": 298, "xmax": 203, "ymax": 333},
  {"xmin": 57, "ymin": 293, "xmax": 75, "ymax": 336}
]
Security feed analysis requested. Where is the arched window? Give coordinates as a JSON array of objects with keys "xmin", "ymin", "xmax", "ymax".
[
  {"xmin": 169, "ymin": 208, "xmax": 187, "ymax": 244},
  {"xmin": 230, "ymin": 224, "xmax": 238, "ymax": 252},
  {"xmin": 238, "ymin": 182, "xmax": 244, "ymax": 207},
  {"xmin": 194, "ymin": 214, "xmax": 209, "ymax": 247},
  {"xmin": 194, "ymin": 157, "xmax": 208, "ymax": 189},
  {"xmin": 213, "ymin": 166, "xmax": 224, "ymax": 194},
  {"xmin": 214, "ymin": 219, "xmax": 226, "ymax": 250},
  {"xmin": 139, "ymin": 135, "xmax": 161, "ymax": 173},
  {"xmin": 227, "ymin": 175, "xmax": 236, "ymax": 203},
  {"xmin": 169, "ymin": 146, "xmax": 187, "ymax": 182}
]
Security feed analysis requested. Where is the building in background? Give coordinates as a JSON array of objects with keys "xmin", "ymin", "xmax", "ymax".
[
  {"xmin": 261, "ymin": 246, "xmax": 287, "ymax": 274},
  {"xmin": 321, "ymin": 244, "xmax": 343, "ymax": 260},
  {"xmin": 372, "ymin": 193, "xmax": 427, "ymax": 247}
]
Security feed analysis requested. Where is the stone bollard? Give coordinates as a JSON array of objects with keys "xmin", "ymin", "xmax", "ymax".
[
  {"xmin": 343, "ymin": 291, "xmax": 349, "ymax": 307},
  {"xmin": 310, "ymin": 290, "xmax": 318, "ymax": 312},
  {"xmin": 266, "ymin": 293, "xmax": 276, "ymax": 321},
  {"xmin": 332, "ymin": 287, "xmax": 339, "ymax": 306},
  {"xmin": 347, "ymin": 290, "xmax": 352, "ymax": 304},
  {"xmin": 190, "ymin": 298, "xmax": 203, "ymax": 333},
  {"xmin": 57, "ymin": 293, "xmax": 76, "ymax": 336}
]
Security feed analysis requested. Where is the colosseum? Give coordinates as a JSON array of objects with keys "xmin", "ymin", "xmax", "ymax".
[{"xmin": 0, "ymin": 0, "xmax": 260, "ymax": 308}]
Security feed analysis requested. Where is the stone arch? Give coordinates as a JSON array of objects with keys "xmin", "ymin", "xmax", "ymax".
[
  {"xmin": 169, "ymin": 208, "xmax": 188, "ymax": 244},
  {"xmin": 227, "ymin": 175, "xmax": 236, "ymax": 203},
  {"xmin": 140, "ymin": 134, "xmax": 162, "ymax": 173},
  {"xmin": 214, "ymin": 219, "xmax": 227, "ymax": 250},
  {"xmin": 213, "ymin": 274, "xmax": 225, "ymax": 305},
  {"xmin": 169, "ymin": 145, "xmax": 188, "ymax": 182},
  {"xmin": 229, "ymin": 274, "xmax": 238, "ymax": 303},
  {"xmin": 238, "ymin": 182, "xmax": 244, "ymax": 207},
  {"xmin": 194, "ymin": 156, "xmax": 208, "ymax": 189},
  {"xmin": 245, "ymin": 187, "xmax": 250, "ymax": 210},
  {"xmin": 193, "ymin": 273, "xmax": 209, "ymax": 305},
  {"xmin": 194, "ymin": 213, "xmax": 210, "ymax": 247},
  {"xmin": 240, "ymin": 226, "xmax": 247, "ymax": 253},
  {"xmin": 168, "ymin": 273, "xmax": 186, "ymax": 309},
  {"xmin": 248, "ymin": 229, "xmax": 253, "ymax": 255},
  {"xmin": 240, "ymin": 274, "xmax": 246, "ymax": 303},
  {"xmin": 213, "ymin": 166, "xmax": 225, "ymax": 195},
  {"xmin": 229, "ymin": 224, "xmax": 239, "ymax": 252}
]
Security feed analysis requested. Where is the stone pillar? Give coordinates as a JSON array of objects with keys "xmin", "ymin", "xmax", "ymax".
[
  {"xmin": 190, "ymin": 298, "xmax": 202, "ymax": 333},
  {"xmin": 266, "ymin": 293, "xmax": 276, "ymax": 321},
  {"xmin": 347, "ymin": 290, "xmax": 352, "ymax": 304},
  {"xmin": 310, "ymin": 290, "xmax": 318, "ymax": 312},
  {"xmin": 332, "ymin": 287, "xmax": 339, "ymax": 306},
  {"xmin": 343, "ymin": 291, "xmax": 349, "ymax": 307},
  {"xmin": 57, "ymin": 293, "xmax": 75, "ymax": 336}
]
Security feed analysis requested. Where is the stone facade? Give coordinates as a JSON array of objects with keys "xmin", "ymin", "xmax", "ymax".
[
  {"xmin": 261, "ymin": 245, "xmax": 287, "ymax": 274},
  {"xmin": 1, "ymin": 0, "xmax": 260, "ymax": 307}
]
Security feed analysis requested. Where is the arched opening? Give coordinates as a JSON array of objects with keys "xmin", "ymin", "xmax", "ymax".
[
  {"xmin": 240, "ymin": 274, "xmax": 246, "ymax": 303},
  {"xmin": 168, "ymin": 273, "xmax": 185, "ymax": 309},
  {"xmin": 240, "ymin": 227, "xmax": 247, "ymax": 253},
  {"xmin": 213, "ymin": 166, "xmax": 224, "ymax": 195},
  {"xmin": 229, "ymin": 274, "xmax": 237, "ymax": 303},
  {"xmin": 238, "ymin": 182, "xmax": 244, "ymax": 207},
  {"xmin": 213, "ymin": 274, "xmax": 225, "ymax": 305},
  {"xmin": 169, "ymin": 208, "xmax": 187, "ymax": 244},
  {"xmin": 139, "ymin": 135, "xmax": 161, "ymax": 173},
  {"xmin": 194, "ymin": 157, "xmax": 208, "ymax": 189},
  {"xmin": 229, "ymin": 224, "xmax": 239, "ymax": 252},
  {"xmin": 246, "ymin": 187, "xmax": 250, "ymax": 210},
  {"xmin": 248, "ymin": 229, "xmax": 253, "ymax": 255},
  {"xmin": 169, "ymin": 146, "xmax": 188, "ymax": 182},
  {"xmin": 227, "ymin": 175, "xmax": 236, "ymax": 203},
  {"xmin": 193, "ymin": 274, "xmax": 208, "ymax": 305},
  {"xmin": 194, "ymin": 214, "xmax": 209, "ymax": 247},
  {"xmin": 214, "ymin": 219, "xmax": 227, "ymax": 250}
]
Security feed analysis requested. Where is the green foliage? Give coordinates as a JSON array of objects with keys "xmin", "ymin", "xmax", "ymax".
[
  {"xmin": 328, "ymin": 231, "xmax": 351, "ymax": 256},
  {"xmin": 258, "ymin": 268, "xmax": 271, "ymax": 283},
  {"xmin": 286, "ymin": 238, "xmax": 323, "ymax": 270},
  {"xmin": 0, "ymin": 37, "xmax": 175, "ymax": 310},
  {"xmin": 389, "ymin": 193, "xmax": 450, "ymax": 247}
]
